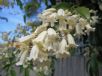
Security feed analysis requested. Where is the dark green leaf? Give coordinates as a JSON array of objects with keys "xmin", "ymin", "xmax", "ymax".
[
  {"xmin": 10, "ymin": 69, "xmax": 16, "ymax": 76},
  {"xmin": 24, "ymin": 68, "xmax": 29, "ymax": 76},
  {"xmin": 16, "ymin": 0, "xmax": 23, "ymax": 9},
  {"xmin": 76, "ymin": 7, "xmax": 90, "ymax": 19},
  {"xmin": 53, "ymin": 2, "xmax": 72, "ymax": 10}
]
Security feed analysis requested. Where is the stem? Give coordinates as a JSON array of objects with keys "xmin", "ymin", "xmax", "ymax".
[{"xmin": 50, "ymin": 56, "xmax": 56, "ymax": 76}]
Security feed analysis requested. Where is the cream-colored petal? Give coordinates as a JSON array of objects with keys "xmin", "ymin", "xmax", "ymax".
[
  {"xmin": 75, "ymin": 24, "xmax": 83, "ymax": 35},
  {"xmin": 47, "ymin": 28, "xmax": 57, "ymax": 40},
  {"xmin": 59, "ymin": 38, "xmax": 68, "ymax": 54},
  {"xmin": 34, "ymin": 23, "xmax": 49, "ymax": 35},
  {"xmin": 57, "ymin": 9, "xmax": 65, "ymax": 17},
  {"xmin": 16, "ymin": 50, "xmax": 28, "ymax": 66},
  {"xmin": 18, "ymin": 34, "xmax": 34, "ymax": 43},
  {"xmin": 28, "ymin": 45, "xmax": 39, "ymax": 61},
  {"xmin": 85, "ymin": 24, "xmax": 95, "ymax": 31},
  {"xmin": 67, "ymin": 34, "xmax": 76, "ymax": 47},
  {"xmin": 33, "ymin": 31, "xmax": 47, "ymax": 43},
  {"xmin": 79, "ymin": 18, "xmax": 88, "ymax": 28},
  {"xmin": 43, "ymin": 8, "xmax": 56, "ymax": 13}
]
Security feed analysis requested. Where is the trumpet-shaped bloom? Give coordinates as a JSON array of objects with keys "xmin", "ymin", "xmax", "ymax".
[
  {"xmin": 85, "ymin": 24, "xmax": 95, "ymax": 31},
  {"xmin": 66, "ymin": 16, "xmax": 77, "ymax": 26},
  {"xmin": 16, "ymin": 50, "xmax": 28, "ymax": 66},
  {"xmin": 59, "ymin": 38, "xmax": 68, "ymax": 54},
  {"xmin": 34, "ymin": 23, "xmax": 49, "ymax": 35},
  {"xmin": 18, "ymin": 34, "xmax": 34, "ymax": 43},
  {"xmin": 43, "ymin": 8, "xmax": 56, "ymax": 13},
  {"xmin": 28, "ymin": 45, "xmax": 39, "ymax": 61},
  {"xmin": 48, "ymin": 13, "xmax": 57, "ymax": 27},
  {"xmin": 57, "ymin": 9, "xmax": 65, "ymax": 17},
  {"xmin": 75, "ymin": 24, "xmax": 83, "ymax": 35},
  {"xmin": 55, "ymin": 38, "xmax": 70, "ymax": 58},
  {"xmin": 33, "ymin": 31, "xmax": 47, "ymax": 43},
  {"xmin": 67, "ymin": 34, "xmax": 76, "ymax": 47},
  {"xmin": 47, "ymin": 28, "xmax": 57, "ymax": 40},
  {"xmin": 57, "ymin": 9, "xmax": 65, "ymax": 19},
  {"xmin": 79, "ymin": 18, "xmax": 88, "ymax": 29}
]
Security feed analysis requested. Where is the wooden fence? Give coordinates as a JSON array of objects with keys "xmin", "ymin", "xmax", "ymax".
[{"xmin": 1, "ymin": 56, "xmax": 102, "ymax": 76}]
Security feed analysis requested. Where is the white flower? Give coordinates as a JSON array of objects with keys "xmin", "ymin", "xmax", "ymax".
[
  {"xmin": 16, "ymin": 50, "xmax": 28, "ymax": 66},
  {"xmin": 59, "ymin": 19, "xmax": 67, "ymax": 30},
  {"xmin": 47, "ymin": 28, "xmax": 57, "ymax": 40},
  {"xmin": 57, "ymin": 9, "xmax": 65, "ymax": 19},
  {"xmin": 38, "ymin": 51, "xmax": 48, "ymax": 62},
  {"xmin": 44, "ymin": 28, "xmax": 58, "ymax": 51},
  {"xmin": 75, "ymin": 23, "xmax": 83, "ymax": 35},
  {"xmin": 59, "ymin": 38, "xmax": 69, "ymax": 54},
  {"xmin": 79, "ymin": 18, "xmax": 88, "ymax": 28},
  {"xmin": 44, "ymin": 36, "xmax": 53, "ymax": 51},
  {"xmin": 48, "ymin": 13, "xmax": 57, "ymax": 27},
  {"xmin": 18, "ymin": 34, "xmax": 34, "ymax": 43},
  {"xmin": 85, "ymin": 24, "xmax": 95, "ymax": 31},
  {"xmin": 33, "ymin": 31, "xmax": 47, "ymax": 43},
  {"xmin": 91, "ymin": 16, "xmax": 98, "ymax": 23},
  {"xmin": 55, "ymin": 38, "xmax": 70, "ymax": 58},
  {"xmin": 57, "ymin": 9, "xmax": 65, "ymax": 17},
  {"xmin": 28, "ymin": 45, "xmax": 39, "ymax": 61},
  {"xmin": 43, "ymin": 8, "xmax": 56, "ymax": 13},
  {"xmin": 66, "ymin": 16, "xmax": 77, "ymax": 26},
  {"xmin": 65, "ymin": 10, "xmax": 72, "ymax": 16},
  {"xmin": 34, "ymin": 23, "xmax": 49, "ymax": 35},
  {"xmin": 67, "ymin": 34, "xmax": 76, "ymax": 47}
]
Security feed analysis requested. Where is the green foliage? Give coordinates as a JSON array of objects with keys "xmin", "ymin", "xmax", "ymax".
[
  {"xmin": 24, "ymin": 0, "xmax": 40, "ymax": 16},
  {"xmin": 53, "ymin": 2, "xmax": 73, "ymax": 10},
  {"xmin": 0, "ymin": 0, "xmax": 9, "ymax": 6},
  {"xmin": 10, "ymin": 69, "xmax": 16, "ymax": 76},
  {"xmin": 75, "ymin": 7, "xmax": 90, "ymax": 20},
  {"xmin": 16, "ymin": 0, "xmax": 23, "ymax": 9},
  {"xmin": 24, "ymin": 68, "xmax": 30, "ymax": 76},
  {"xmin": 86, "ymin": 46, "xmax": 99, "ymax": 76}
]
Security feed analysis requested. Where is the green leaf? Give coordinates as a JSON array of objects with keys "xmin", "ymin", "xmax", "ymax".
[
  {"xmin": 76, "ymin": 7, "xmax": 90, "ymax": 19},
  {"xmin": 24, "ymin": 68, "xmax": 29, "ymax": 76},
  {"xmin": 16, "ymin": 0, "xmax": 23, "ymax": 9},
  {"xmin": 53, "ymin": 2, "xmax": 72, "ymax": 10},
  {"xmin": 10, "ymin": 69, "xmax": 16, "ymax": 76}
]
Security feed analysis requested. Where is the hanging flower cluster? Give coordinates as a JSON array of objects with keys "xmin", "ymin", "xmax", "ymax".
[{"xmin": 13, "ymin": 8, "xmax": 95, "ymax": 75}]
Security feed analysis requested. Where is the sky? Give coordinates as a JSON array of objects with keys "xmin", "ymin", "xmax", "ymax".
[{"xmin": 0, "ymin": 1, "xmax": 46, "ymax": 43}]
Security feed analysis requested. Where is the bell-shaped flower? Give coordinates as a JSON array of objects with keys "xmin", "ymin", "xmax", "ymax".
[
  {"xmin": 67, "ymin": 34, "xmax": 76, "ymax": 47},
  {"xmin": 85, "ymin": 24, "xmax": 95, "ymax": 32},
  {"xmin": 28, "ymin": 45, "xmax": 39, "ymax": 61},
  {"xmin": 38, "ymin": 51, "xmax": 48, "ymax": 62},
  {"xmin": 48, "ymin": 13, "xmax": 57, "ymax": 27},
  {"xmin": 59, "ymin": 19, "xmax": 67, "ymax": 30},
  {"xmin": 43, "ymin": 8, "xmax": 56, "ymax": 13},
  {"xmin": 34, "ymin": 23, "xmax": 49, "ymax": 36},
  {"xmin": 47, "ymin": 28, "xmax": 57, "ymax": 40},
  {"xmin": 44, "ymin": 28, "xmax": 58, "ymax": 51},
  {"xmin": 66, "ymin": 16, "xmax": 77, "ymax": 26},
  {"xmin": 79, "ymin": 18, "xmax": 88, "ymax": 29},
  {"xmin": 55, "ymin": 38, "xmax": 70, "ymax": 58},
  {"xmin": 57, "ymin": 9, "xmax": 65, "ymax": 18},
  {"xmin": 33, "ymin": 31, "xmax": 47, "ymax": 43},
  {"xmin": 16, "ymin": 50, "xmax": 28, "ymax": 66},
  {"xmin": 18, "ymin": 34, "xmax": 34, "ymax": 43},
  {"xmin": 44, "ymin": 36, "xmax": 53, "ymax": 51},
  {"xmin": 75, "ymin": 23, "xmax": 83, "ymax": 35},
  {"xmin": 65, "ymin": 10, "xmax": 72, "ymax": 16}
]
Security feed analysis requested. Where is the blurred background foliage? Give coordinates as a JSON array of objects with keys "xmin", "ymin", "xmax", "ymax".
[{"xmin": 0, "ymin": 0, "xmax": 102, "ymax": 76}]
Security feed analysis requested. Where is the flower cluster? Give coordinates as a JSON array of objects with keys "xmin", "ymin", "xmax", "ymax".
[{"xmin": 14, "ymin": 8, "xmax": 95, "ymax": 75}]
